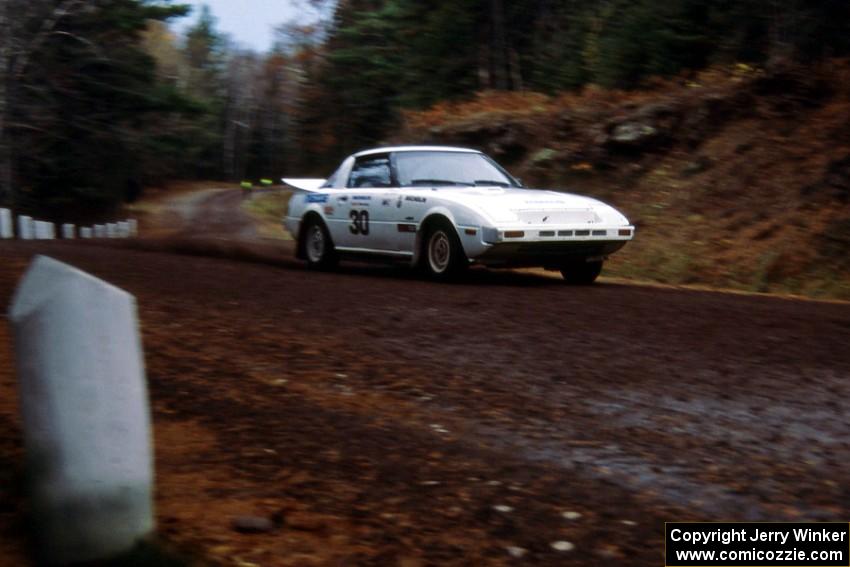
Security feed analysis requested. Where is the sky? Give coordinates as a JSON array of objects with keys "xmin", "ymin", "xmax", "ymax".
[{"xmin": 171, "ymin": 0, "xmax": 322, "ymax": 53}]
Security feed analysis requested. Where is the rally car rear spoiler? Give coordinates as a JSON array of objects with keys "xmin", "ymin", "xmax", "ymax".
[{"xmin": 282, "ymin": 178, "xmax": 326, "ymax": 192}]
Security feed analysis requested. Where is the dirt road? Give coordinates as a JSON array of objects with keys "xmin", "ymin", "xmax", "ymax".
[
  {"xmin": 145, "ymin": 187, "xmax": 261, "ymax": 240},
  {"xmin": 1, "ymin": 189, "xmax": 848, "ymax": 565}
]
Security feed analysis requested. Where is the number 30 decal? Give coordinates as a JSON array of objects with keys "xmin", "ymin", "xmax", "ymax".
[{"xmin": 349, "ymin": 210, "xmax": 370, "ymax": 235}]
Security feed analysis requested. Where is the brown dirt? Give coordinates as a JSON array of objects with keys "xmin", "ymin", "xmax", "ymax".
[{"xmin": 0, "ymin": 188, "xmax": 849, "ymax": 565}]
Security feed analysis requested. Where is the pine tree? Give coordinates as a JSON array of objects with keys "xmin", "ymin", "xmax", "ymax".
[{"xmin": 7, "ymin": 0, "xmax": 191, "ymax": 214}]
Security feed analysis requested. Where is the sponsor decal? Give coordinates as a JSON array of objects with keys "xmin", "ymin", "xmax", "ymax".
[
  {"xmin": 382, "ymin": 199, "xmax": 391, "ymax": 206},
  {"xmin": 352, "ymin": 195, "xmax": 372, "ymax": 201},
  {"xmin": 306, "ymin": 193, "xmax": 328, "ymax": 203},
  {"xmin": 338, "ymin": 195, "xmax": 348, "ymax": 202},
  {"xmin": 397, "ymin": 223, "xmax": 417, "ymax": 233},
  {"xmin": 405, "ymin": 195, "xmax": 427, "ymax": 203},
  {"xmin": 396, "ymin": 196, "xmax": 403, "ymax": 208},
  {"xmin": 324, "ymin": 206, "xmax": 335, "ymax": 215}
]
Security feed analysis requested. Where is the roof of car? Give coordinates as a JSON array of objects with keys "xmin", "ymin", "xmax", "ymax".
[{"xmin": 353, "ymin": 145, "xmax": 480, "ymax": 158}]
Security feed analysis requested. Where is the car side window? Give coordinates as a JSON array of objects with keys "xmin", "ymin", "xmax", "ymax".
[{"xmin": 348, "ymin": 156, "xmax": 392, "ymax": 188}]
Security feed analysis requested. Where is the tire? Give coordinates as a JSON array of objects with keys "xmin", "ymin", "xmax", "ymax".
[
  {"xmin": 560, "ymin": 260, "xmax": 603, "ymax": 285},
  {"xmin": 422, "ymin": 221, "xmax": 467, "ymax": 280},
  {"xmin": 301, "ymin": 218, "xmax": 337, "ymax": 270}
]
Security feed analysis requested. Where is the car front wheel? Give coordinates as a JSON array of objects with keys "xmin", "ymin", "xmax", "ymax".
[
  {"xmin": 423, "ymin": 222, "xmax": 466, "ymax": 280},
  {"xmin": 302, "ymin": 218, "xmax": 337, "ymax": 270},
  {"xmin": 560, "ymin": 260, "xmax": 603, "ymax": 285}
]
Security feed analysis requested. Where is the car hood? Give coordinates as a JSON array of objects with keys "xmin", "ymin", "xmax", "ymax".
[{"xmin": 426, "ymin": 186, "xmax": 626, "ymax": 224}]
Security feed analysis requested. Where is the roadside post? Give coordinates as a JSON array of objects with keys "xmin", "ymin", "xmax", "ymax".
[
  {"xmin": 0, "ymin": 208, "xmax": 12, "ymax": 238},
  {"xmin": 81, "ymin": 227, "xmax": 93, "ymax": 239},
  {"xmin": 18, "ymin": 216, "xmax": 33, "ymax": 240},
  {"xmin": 62, "ymin": 224, "xmax": 75, "ymax": 239},
  {"xmin": 8, "ymin": 256, "xmax": 155, "ymax": 563},
  {"xmin": 35, "ymin": 221, "xmax": 52, "ymax": 240}
]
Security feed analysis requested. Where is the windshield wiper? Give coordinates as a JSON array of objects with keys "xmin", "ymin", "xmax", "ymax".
[
  {"xmin": 408, "ymin": 178, "xmax": 474, "ymax": 187},
  {"xmin": 473, "ymin": 179, "xmax": 511, "ymax": 187}
]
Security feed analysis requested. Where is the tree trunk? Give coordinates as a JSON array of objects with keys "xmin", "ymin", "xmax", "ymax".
[
  {"xmin": 0, "ymin": 0, "xmax": 13, "ymax": 206},
  {"xmin": 477, "ymin": 42, "xmax": 490, "ymax": 89},
  {"xmin": 509, "ymin": 48, "xmax": 523, "ymax": 91},
  {"xmin": 490, "ymin": 0, "xmax": 508, "ymax": 90}
]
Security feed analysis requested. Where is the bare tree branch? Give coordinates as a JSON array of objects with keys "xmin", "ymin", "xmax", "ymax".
[
  {"xmin": 47, "ymin": 30, "xmax": 109, "ymax": 61},
  {"xmin": 12, "ymin": 0, "xmax": 93, "ymax": 79}
]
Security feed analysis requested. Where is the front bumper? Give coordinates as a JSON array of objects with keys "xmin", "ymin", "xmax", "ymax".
[{"xmin": 470, "ymin": 225, "xmax": 634, "ymax": 268}]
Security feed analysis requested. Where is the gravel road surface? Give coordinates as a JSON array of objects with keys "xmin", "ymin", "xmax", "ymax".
[{"xmin": 0, "ymin": 189, "xmax": 848, "ymax": 566}]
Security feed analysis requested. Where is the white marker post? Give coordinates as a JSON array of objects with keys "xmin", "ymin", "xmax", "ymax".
[
  {"xmin": 36, "ymin": 221, "xmax": 50, "ymax": 240},
  {"xmin": 106, "ymin": 223, "xmax": 117, "ymax": 238},
  {"xmin": 117, "ymin": 221, "xmax": 129, "ymax": 238},
  {"xmin": 128, "ymin": 219, "xmax": 138, "ymax": 237},
  {"xmin": 0, "ymin": 208, "xmax": 12, "ymax": 238},
  {"xmin": 62, "ymin": 224, "xmax": 75, "ymax": 239},
  {"xmin": 8, "ymin": 256, "xmax": 155, "ymax": 563},
  {"xmin": 81, "ymin": 227, "xmax": 93, "ymax": 239},
  {"xmin": 18, "ymin": 216, "xmax": 33, "ymax": 240},
  {"xmin": 94, "ymin": 224, "xmax": 105, "ymax": 238}
]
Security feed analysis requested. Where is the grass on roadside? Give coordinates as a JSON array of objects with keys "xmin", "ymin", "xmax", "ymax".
[{"xmin": 241, "ymin": 189, "xmax": 294, "ymax": 240}]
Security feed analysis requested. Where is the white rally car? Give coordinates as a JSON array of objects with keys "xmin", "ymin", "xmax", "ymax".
[{"xmin": 283, "ymin": 146, "xmax": 634, "ymax": 283}]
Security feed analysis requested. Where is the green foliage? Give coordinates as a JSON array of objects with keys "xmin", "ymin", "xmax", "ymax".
[
  {"xmin": 12, "ymin": 0, "xmax": 194, "ymax": 213},
  {"xmin": 319, "ymin": 1, "xmax": 407, "ymax": 152},
  {"xmin": 241, "ymin": 190, "xmax": 294, "ymax": 240},
  {"xmin": 184, "ymin": 5, "xmax": 227, "ymax": 98},
  {"xmin": 393, "ymin": 0, "xmax": 480, "ymax": 108},
  {"xmin": 302, "ymin": 0, "xmax": 483, "ymax": 159},
  {"xmin": 529, "ymin": 3, "xmax": 590, "ymax": 92},
  {"xmin": 302, "ymin": 0, "xmax": 850, "ymax": 160}
]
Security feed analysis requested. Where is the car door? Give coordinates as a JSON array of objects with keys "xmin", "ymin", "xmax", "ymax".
[
  {"xmin": 338, "ymin": 154, "xmax": 398, "ymax": 251},
  {"xmin": 390, "ymin": 191, "xmax": 430, "ymax": 252}
]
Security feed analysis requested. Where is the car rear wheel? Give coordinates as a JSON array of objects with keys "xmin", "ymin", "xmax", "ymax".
[
  {"xmin": 560, "ymin": 260, "xmax": 603, "ymax": 285},
  {"xmin": 423, "ymin": 222, "xmax": 466, "ymax": 280},
  {"xmin": 302, "ymin": 218, "xmax": 337, "ymax": 270}
]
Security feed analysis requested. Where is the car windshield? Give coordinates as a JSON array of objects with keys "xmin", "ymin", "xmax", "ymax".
[{"xmin": 394, "ymin": 151, "xmax": 518, "ymax": 187}]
